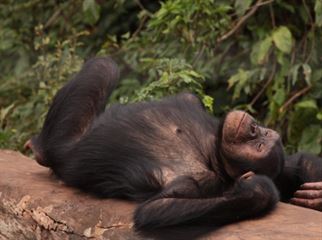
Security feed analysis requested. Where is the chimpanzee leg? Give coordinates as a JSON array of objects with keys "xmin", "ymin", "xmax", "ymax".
[
  {"xmin": 134, "ymin": 174, "xmax": 279, "ymax": 230},
  {"xmin": 30, "ymin": 57, "xmax": 119, "ymax": 167}
]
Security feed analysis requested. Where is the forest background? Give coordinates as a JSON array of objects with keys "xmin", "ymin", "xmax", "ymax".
[{"xmin": 0, "ymin": 0, "xmax": 321, "ymax": 155}]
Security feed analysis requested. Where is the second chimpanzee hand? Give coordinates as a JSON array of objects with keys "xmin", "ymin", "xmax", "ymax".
[{"xmin": 290, "ymin": 182, "xmax": 322, "ymax": 211}]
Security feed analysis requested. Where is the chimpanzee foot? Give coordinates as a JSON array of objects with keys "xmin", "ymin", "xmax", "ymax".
[{"xmin": 24, "ymin": 137, "xmax": 48, "ymax": 167}]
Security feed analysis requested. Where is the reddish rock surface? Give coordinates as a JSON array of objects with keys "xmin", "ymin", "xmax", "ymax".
[{"xmin": 0, "ymin": 150, "xmax": 321, "ymax": 240}]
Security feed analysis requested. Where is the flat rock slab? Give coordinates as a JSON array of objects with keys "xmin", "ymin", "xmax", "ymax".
[{"xmin": 0, "ymin": 150, "xmax": 321, "ymax": 240}]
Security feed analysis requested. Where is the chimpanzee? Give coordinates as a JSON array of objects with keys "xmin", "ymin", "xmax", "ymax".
[{"xmin": 25, "ymin": 57, "xmax": 322, "ymax": 230}]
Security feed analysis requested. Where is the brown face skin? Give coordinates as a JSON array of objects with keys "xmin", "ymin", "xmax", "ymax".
[{"xmin": 220, "ymin": 110, "xmax": 285, "ymax": 179}]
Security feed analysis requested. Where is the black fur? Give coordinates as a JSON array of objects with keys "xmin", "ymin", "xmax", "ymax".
[{"xmin": 31, "ymin": 57, "xmax": 322, "ymax": 230}]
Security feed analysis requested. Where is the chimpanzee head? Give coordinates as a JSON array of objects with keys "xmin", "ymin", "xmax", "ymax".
[{"xmin": 219, "ymin": 110, "xmax": 285, "ymax": 179}]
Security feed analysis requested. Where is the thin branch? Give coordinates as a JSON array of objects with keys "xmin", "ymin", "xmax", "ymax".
[
  {"xmin": 304, "ymin": 26, "xmax": 316, "ymax": 64},
  {"xmin": 134, "ymin": 0, "xmax": 153, "ymax": 17},
  {"xmin": 279, "ymin": 85, "xmax": 312, "ymax": 113},
  {"xmin": 192, "ymin": 44, "xmax": 206, "ymax": 67},
  {"xmin": 250, "ymin": 60, "xmax": 277, "ymax": 107},
  {"xmin": 269, "ymin": 3, "xmax": 276, "ymax": 28},
  {"xmin": 216, "ymin": 0, "xmax": 274, "ymax": 43},
  {"xmin": 302, "ymin": 0, "xmax": 314, "ymax": 23},
  {"xmin": 215, "ymin": 41, "xmax": 235, "ymax": 72},
  {"xmin": 44, "ymin": 8, "xmax": 62, "ymax": 29},
  {"xmin": 286, "ymin": 47, "xmax": 297, "ymax": 91},
  {"xmin": 256, "ymin": 0, "xmax": 275, "ymax": 7},
  {"xmin": 302, "ymin": 0, "xmax": 316, "ymax": 64},
  {"xmin": 301, "ymin": 0, "xmax": 315, "ymax": 63},
  {"xmin": 131, "ymin": 15, "xmax": 148, "ymax": 39}
]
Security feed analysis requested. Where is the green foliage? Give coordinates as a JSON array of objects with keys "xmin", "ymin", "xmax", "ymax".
[
  {"xmin": 0, "ymin": 32, "xmax": 83, "ymax": 148},
  {"xmin": 251, "ymin": 36, "xmax": 272, "ymax": 65},
  {"xmin": 112, "ymin": 58, "xmax": 212, "ymax": 111},
  {"xmin": 235, "ymin": 0, "xmax": 253, "ymax": 16},
  {"xmin": 148, "ymin": 0, "xmax": 231, "ymax": 46},
  {"xmin": 272, "ymin": 26, "xmax": 293, "ymax": 54},
  {"xmin": 83, "ymin": 0, "xmax": 101, "ymax": 25},
  {"xmin": 228, "ymin": 69, "xmax": 259, "ymax": 100},
  {"xmin": 0, "ymin": 0, "xmax": 321, "ymax": 155},
  {"xmin": 315, "ymin": 0, "xmax": 322, "ymax": 26},
  {"xmin": 298, "ymin": 125, "xmax": 322, "ymax": 154}
]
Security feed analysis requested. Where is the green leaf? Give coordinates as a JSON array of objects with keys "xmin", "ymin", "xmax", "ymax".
[
  {"xmin": 251, "ymin": 36, "xmax": 272, "ymax": 65},
  {"xmin": 82, "ymin": 0, "xmax": 101, "ymax": 25},
  {"xmin": 290, "ymin": 63, "xmax": 312, "ymax": 86},
  {"xmin": 315, "ymin": 0, "xmax": 322, "ymax": 27},
  {"xmin": 295, "ymin": 100, "xmax": 317, "ymax": 109},
  {"xmin": 178, "ymin": 72, "xmax": 193, "ymax": 84},
  {"xmin": 302, "ymin": 63, "xmax": 312, "ymax": 85},
  {"xmin": 276, "ymin": 1, "xmax": 295, "ymax": 13},
  {"xmin": 317, "ymin": 112, "xmax": 322, "ymax": 121},
  {"xmin": 202, "ymin": 95, "xmax": 214, "ymax": 113},
  {"xmin": 235, "ymin": 0, "xmax": 253, "ymax": 16},
  {"xmin": 290, "ymin": 64, "xmax": 301, "ymax": 85},
  {"xmin": 273, "ymin": 88, "xmax": 286, "ymax": 106},
  {"xmin": 298, "ymin": 125, "xmax": 322, "ymax": 155},
  {"xmin": 0, "ymin": 28, "xmax": 16, "ymax": 50},
  {"xmin": 272, "ymin": 26, "xmax": 293, "ymax": 53},
  {"xmin": 14, "ymin": 50, "xmax": 29, "ymax": 75},
  {"xmin": 299, "ymin": 5, "xmax": 309, "ymax": 24},
  {"xmin": 185, "ymin": 70, "xmax": 204, "ymax": 79},
  {"xmin": 0, "ymin": 103, "xmax": 15, "ymax": 125},
  {"xmin": 227, "ymin": 69, "xmax": 254, "ymax": 100}
]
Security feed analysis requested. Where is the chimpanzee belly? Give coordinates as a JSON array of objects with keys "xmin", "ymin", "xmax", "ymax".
[{"xmin": 61, "ymin": 101, "xmax": 217, "ymax": 192}]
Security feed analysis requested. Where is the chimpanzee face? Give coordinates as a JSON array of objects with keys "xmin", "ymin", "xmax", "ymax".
[{"xmin": 220, "ymin": 111, "xmax": 285, "ymax": 179}]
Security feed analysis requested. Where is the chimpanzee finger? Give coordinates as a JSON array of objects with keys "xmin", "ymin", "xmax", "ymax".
[
  {"xmin": 300, "ymin": 182, "xmax": 322, "ymax": 190},
  {"xmin": 294, "ymin": 190, "xmax": 322, "ymax": 199},
  {"xmin": 239, "ymin": 171, "xmax": 255, "ymax": 180},
  {"xmin": 290, "ymin": 198, "xmax": 322, "ymax": 211}
]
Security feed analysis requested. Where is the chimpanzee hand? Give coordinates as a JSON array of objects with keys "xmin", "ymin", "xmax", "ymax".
[
  {"xmin": 235, "ymin": 171, "xmax": 276, "ymax": 195},
  {"xmin": 290, "ymin": 182, "xmax": 322, "ymax": 211},
  {"xmin": 228, "ymin": 171, "xmax": 279, "ymax": 212}
]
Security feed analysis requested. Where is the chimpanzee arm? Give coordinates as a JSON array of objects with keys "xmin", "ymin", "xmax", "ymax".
[
  {"xmin": 275, "ymin": 153, "xmax": 322, "ymax": 211},
  {"xmin": 134, "ymin": 173, "xmax": 278, "ymax": 230}
]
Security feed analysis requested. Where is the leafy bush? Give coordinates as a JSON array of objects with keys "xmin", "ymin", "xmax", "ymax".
[
  {"xmin": 0, "ymin": 0, "xmax": 321, "ymax": 155},
  {"xmin": 0, "ymin": 34, "xmax": 83, "ymax": 148}
]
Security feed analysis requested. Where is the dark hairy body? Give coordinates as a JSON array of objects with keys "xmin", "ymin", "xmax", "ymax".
[{"xmin": 26, "ymin": 57, "xmax": 322, "ymax": 230}]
